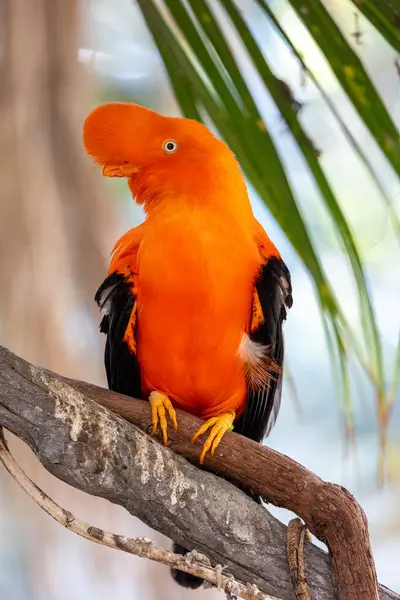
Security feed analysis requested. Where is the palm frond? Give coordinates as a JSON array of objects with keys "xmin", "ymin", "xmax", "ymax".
[
  {"xmin": 349, "ymin": 0, "xmax": 400, "ymax": 54},
  {"xmin": 287, "ymin": 0, "xmax": 400, "ymax": 176}
]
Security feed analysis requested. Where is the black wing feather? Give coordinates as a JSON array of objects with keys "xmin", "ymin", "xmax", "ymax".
[
  {"xmin": 236, "ymin": 256, "xmax": 292, "ymax": 443},
  {"xmin": 95, "ymin": 272, "xmax": 141, "ymax": 398}
]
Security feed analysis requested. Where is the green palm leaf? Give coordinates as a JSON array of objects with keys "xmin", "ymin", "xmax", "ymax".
[
  {"xmin": 349, "ymin": 0, "xmax": 400, "ymax": 54},
  {"xmin": 257, "ymin": 0, "xmax": 400, "ymax": 244},
  {"xmin": 287, "ymin": 0, "xmax": 400, "ymax": 175}
]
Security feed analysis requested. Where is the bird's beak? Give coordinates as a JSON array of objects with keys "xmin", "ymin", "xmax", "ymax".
[{"xmin": 102, "ymin": 163, "xmax": 140, "ymax": 178}]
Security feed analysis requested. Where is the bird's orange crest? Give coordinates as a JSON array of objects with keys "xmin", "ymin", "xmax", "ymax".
[{"xmin": 83, "ymin": 102, "xmax": 253, "ymax": 220}]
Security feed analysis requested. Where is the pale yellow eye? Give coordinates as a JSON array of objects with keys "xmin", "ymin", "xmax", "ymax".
[{"xmin": 163, "ymin": 140, "xmax": 178, "ymax": 154}]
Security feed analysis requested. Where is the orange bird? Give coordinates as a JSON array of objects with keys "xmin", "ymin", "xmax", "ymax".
[{"xmin": 83, "ymin": 102, "xmax": 292, "ymax": 587}]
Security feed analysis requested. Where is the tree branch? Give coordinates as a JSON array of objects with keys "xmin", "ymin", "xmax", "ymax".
[
  {"xmin": 0, "ymin": 430, "xmax": 277, "ymax": 600},
  {"xmin": 0, "ymin": 346, "xmax": 397, "ymax": 600}
]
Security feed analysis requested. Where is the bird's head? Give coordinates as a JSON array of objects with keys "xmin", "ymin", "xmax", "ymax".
[{"xmin": 83, "ymin": 102, "xmax": 248, "ymax": 213}]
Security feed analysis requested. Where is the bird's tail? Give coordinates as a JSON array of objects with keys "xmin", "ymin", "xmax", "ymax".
[{"xmin": 170, "ymin": 542, "xmax": 204, "ymax": 589}]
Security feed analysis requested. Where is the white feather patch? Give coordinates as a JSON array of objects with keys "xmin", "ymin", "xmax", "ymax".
[
  {"xmin": 238, "ymin": 333, "xmax": 278, "ymax": 392},
  {"xmin": 280, "ymin": 274, "xmax": 290, "ymax": 296},
  {"xmin": 238, "ymin": 334, "xmax": 266, "ymax": 366},
  {"xmin": 98, "ymin": 283, "xmax": 118, "ymax": 316}
]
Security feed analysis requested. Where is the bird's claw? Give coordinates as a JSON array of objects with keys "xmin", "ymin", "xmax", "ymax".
[
  {"xmin": 192, "ymin": 411, "xmax": 235, "ymax": 464},
  {"xmin": 149, "ymin": 391, "xmax": 178, "ymax": 445}
]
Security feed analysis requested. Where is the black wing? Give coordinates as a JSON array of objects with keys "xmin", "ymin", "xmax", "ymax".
[
  {"xmin": 95, "ymin": 272, "xmax": 141, "ymax": 398},
  {"xmin": 236, "ymin": 256, "xmax": 292, "ymax": 443}
]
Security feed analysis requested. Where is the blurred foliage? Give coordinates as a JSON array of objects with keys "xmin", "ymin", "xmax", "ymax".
[{"xmin": 134, "ymin": 0, "xmax": 400, "ymax": 480}]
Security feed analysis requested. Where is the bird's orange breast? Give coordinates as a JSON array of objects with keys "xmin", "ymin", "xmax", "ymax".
[{"xmin": 135, "ymin": 205, "xmax": 260, "ymax": 419}]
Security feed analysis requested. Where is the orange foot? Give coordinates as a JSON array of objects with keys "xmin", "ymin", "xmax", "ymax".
[
  {"xmin": 191, "ymin": 411, "xmax": 235, "ymax": 464},
  {"xmin": 149, "ymin": 391, "xmax": 178, "ymax": 445}
]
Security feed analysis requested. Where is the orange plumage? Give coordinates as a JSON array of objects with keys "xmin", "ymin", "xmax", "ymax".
[
  {"xmin": 84, "ymin": 101, "xmax": 292, "ymax": 461},
  {"xmin": 84, "ymin": 102, "xmax": 292, "ymax": 589}
]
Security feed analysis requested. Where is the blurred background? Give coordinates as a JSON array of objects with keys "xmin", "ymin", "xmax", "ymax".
[{"xmin": 0, "ymin": 0, "xmax": 399, "ymax": 598}]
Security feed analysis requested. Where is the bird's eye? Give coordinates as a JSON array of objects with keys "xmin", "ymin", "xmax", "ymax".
[{"xmin": 163, "ymin": 140, "xmax": 178, "ymax": 154}]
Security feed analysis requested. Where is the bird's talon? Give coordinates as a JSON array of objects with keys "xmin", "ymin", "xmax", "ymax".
[
  {"xmin": 192, "ymin": 412, "xmax": 235, "ymax": 464},
  {"xmin": 191, "ymin": 417, "xmax": 217, "ymax": 444},
  {"xmin": 149, "ymin": 391, "xmax": 178, "ymax": 445}
]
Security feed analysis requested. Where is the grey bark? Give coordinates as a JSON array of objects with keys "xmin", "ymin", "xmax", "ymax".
[{"xmin": 0, "ymin": 346, "xmax": 398, "ymax": 600}]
